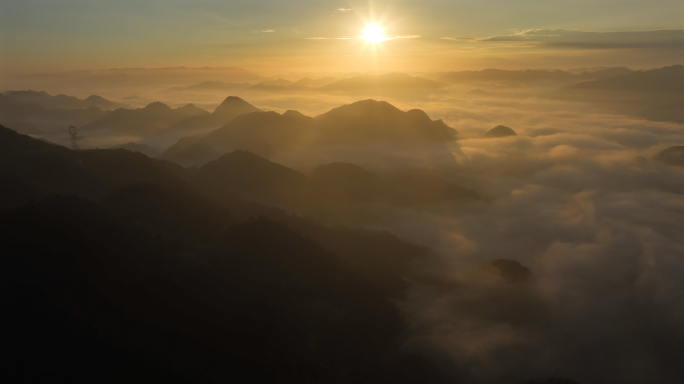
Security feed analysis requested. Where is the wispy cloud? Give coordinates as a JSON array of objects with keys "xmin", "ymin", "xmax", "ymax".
[
  {"xmin": 393, "ymin": 35, "xmax": 421, "ymax": 39},
  {"xmin": 254, "ymin": 30, "xmax": 275, "ymax": 33},
  {"xmin": 336, "ymin": 8, "xmax": 353, "ymax": 12},
  {"xmin": 306, "ymin": 37, "xmax": 352, "ymax": 40},
  {"xmin": 475, "ymin": 29, "xmax": 684, "ymax": 50},
  {"xmin": 440, "ymin": 36, "xmax": 478, "ymax": 41}
]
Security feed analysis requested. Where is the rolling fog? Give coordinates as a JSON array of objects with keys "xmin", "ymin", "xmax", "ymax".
[{"xmin": 2, "ymin": 67, "xmax": 684, "ymax": 383}]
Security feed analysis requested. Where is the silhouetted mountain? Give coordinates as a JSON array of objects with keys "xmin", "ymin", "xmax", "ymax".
[
  {"xmin": 320, "ymin": 73, "xmax": 444, "ymax": 92},
  {"xmin": 484, "ymin": 125, "xmax": 517, "ymax": 138},
  {"xmin": 160, "ymin": 96, "xmax": 261, "ymax": 135},
  {"xmin": 162, "ymin": 100, "xmax": 457, "ymax": 166},
  {"xmin": 159, "ymin": 107, "xmax": 297, "ymax": 166},
  {"xmin": 2, "ymin": 194, "xmax": 446, "ymax": 383},
  {"xmin": 520, "ymin": 379, "xmax": 579, "ymax": 384},
  {"xmin": 568, "ymin": 65, "xmax": 684, "ymax": 92},
  {"xmin": 159, "ymin": 135, "xmax": 219, "ymax": 166},
  {"xmin": 110, "ymin": 142, "xmax": 160, "ymax": 157},
  {"xmin": 1, "ymin": 124, "xmax": 452, "ymax": 382},
  {"xmin": 199, "ymin": 150, "xmax": 308, "ymax": 203},
  {"xmin": 314, "ymin": 100, "xmax": 456, "ymax": 143},
  {"xmin": 309, "ymin": 162, "xmax": 381, "ymax": 202},
  {"xmin": 485, "ymin": 259, "xmax": 535, "ymax": 284},
  {"xmin": 0, "ymin": 124, "xmax": 188, "ymax": 207},
  {"xmin": 3, "ymin": 90, "xmax": 126, "ymax": 109},
  {"xmin": 204, "ymin": 110, "xmax": 315, "ymax": 154},
  {"xmin": 177, "ymin": 103, "xmax": 210, "ymax": 116},
  {"xmin": 653, "ymin": 146, "xmax": 684, "ymax": 167},
  {"xmin": 0, "ymin": 93, "xmax": 110, "ymax": 134},
  {"xmin": 82, "ymin": 102, "xmax": 208, "ymax": 134}
]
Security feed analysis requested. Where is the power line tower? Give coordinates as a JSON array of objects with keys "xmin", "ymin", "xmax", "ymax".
[
  {"xmin": 68, "ymin": 126, "xmax": 79, "ymax": 150},
  {"xmin": 264, "ymin": 142, "xmax": 270, "ymax": 159}
]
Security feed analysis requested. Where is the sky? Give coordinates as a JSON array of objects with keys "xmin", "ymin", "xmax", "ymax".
[{"xmin": 0, "ymin": 0, "xmax": 683, "ymax": 75}]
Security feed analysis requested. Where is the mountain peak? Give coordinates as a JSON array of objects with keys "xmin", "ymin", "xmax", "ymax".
[
  {"xmin": 143, "ymin": 101, "xmax": 172, "ymax": 111},
  {"xmin": 484, "ymin": 125, "xmax": 517, "ymax": 138},
  {"xmin": 176, "ymin": 103, "xmax": 209, "ymax": 116},
  {"xmin": 213, "ymin": 96, "xmax": 260, "ymax": 117}
]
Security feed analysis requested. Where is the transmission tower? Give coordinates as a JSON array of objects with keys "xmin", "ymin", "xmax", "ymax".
[
  {"xmin": 68, "ymin": 126, "xmax": 79, "ymax": 150},
  {"xmin": 264, "ymin": 142, "xmax": 270, "ymax": 159}
]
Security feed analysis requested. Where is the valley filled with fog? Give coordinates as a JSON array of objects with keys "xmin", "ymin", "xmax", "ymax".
[{"xmin": 2, "ymin": 65, "xmax": 683, "ymax": 384}]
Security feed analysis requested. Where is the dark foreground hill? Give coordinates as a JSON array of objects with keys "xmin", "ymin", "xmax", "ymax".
[
  {"xmin": 110, "ymin": 142, "xmax": 160, "ymax": 157},
  {"xmin": 0, "ymin": 93, "xmax": 110, "ymax": 134},
  {"xmin": 0, "ymin": 124, "xmax": 452, "ymax": 383},
  {"xmin": 1, "ymin": 124, "xmax": 577, "ymax": 383}
]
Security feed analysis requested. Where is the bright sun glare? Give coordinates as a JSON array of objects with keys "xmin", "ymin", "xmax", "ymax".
[{"xmin": 361, "ymin": 25, "xmax": 387, "ymax": 43}]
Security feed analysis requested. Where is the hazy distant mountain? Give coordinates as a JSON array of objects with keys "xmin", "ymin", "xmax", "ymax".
[
  {"xmin": 575, "ymin": 67, "xmax": 633, "ymax": 79},
  {"xmin": 566, "ymin": 66, "xmax": 624, "ymax": 75},
  {"xmin": 3, "ymin": 90, "xmax": 126, "ymax": 110},
  {"xmin": 438, "ymin": 67, "xmax": 633, "ymax": 84},
  {"xmin": 439, "ymin": 69, "xmax": 576, "ymax": 83},
  {"xmin": 484, "ymin": 125, "xmax": 517, "ymax": 138},
  {"xmin": 293, "ymin": 77, "xmax": 338, "ymax": 87},
  {"xmin": 320, "ymin": 73, "xmax": 444, "ymax": 92},
  {"xmin": 162, "ymin": 99, "xmax": 457, "ymax": 166},
  {"xmin": 83, "ymin": 102, "xmax": 209, "ymax": 134},
  {"xmin": 12, "ymin": 66, "xmax": 270, "ymax": 90},
  {"xmin": 568, "ymin": 65, "xmax": 684, "ymax": 92},
  {"xmin": 260, "ymin": 78, "xmax": 294, "ymax": 86},
  {"xmin": 110, "ymin": 142, "xmax": 160, "ymax": 157},
  {"xmin": 653, "ymin": 146, "xmax": 684, "ymax": 167},
  {"xmin": 166, "ymin": 81, "xmax": 251, "ymax": 93},
  {"xmin": 246, "ymin": 83, "xmax": 308, "ymax": 92},
  {"xmin": 0, "ymin": 93, "xmax": 110, "ymax": 134},
  {"xmin": 556, "ymin": 66, "xmax": 684, "ymax": 124}
]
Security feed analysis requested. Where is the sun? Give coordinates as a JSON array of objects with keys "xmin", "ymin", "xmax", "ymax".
[{"xmin": 361, "ymin": 25, "xmax": 387, "ymax": 43}]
